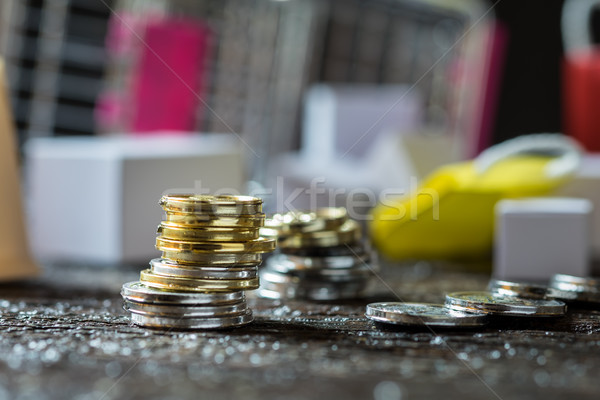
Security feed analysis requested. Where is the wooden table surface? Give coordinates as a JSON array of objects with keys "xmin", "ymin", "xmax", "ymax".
[{"xmin": 0, "ymin": 262, "xmax": 599, "ymax": 400}]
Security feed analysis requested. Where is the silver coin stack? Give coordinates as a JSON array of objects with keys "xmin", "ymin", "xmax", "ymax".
[
  {"xmin": 258, "ymin": 208, "xmax": 378, "ymax": 301},
  {"xmin": 121, "ymin": 282, "xmax": 253, "ymax": 329}
]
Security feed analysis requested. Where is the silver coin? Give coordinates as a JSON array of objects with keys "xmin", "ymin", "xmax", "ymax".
[
  {"xmin": 365, "ymin": 302, "xmax": 488, "ymax": 328},
  {"xmin": 445, "ymin": 291, "xmax": 566, "ymax": 316},
  {"xmin": 488, "ymin": 279, "xmax": 549, "ymax": 299},
  {"xmin": 150, "ymin": 258, "xmax": 258, "ymax": 280},
  {"xmin": 259, "ymin": 272, "xmax": 372, "ymax": 300},
  {"xmin": 264, "ymin": 257, "xmax": 374, "ymax": 282},
  {"xmin": 121, "ymin": 281, "xmax": 245, "ymax": 305},
  {"xmin": 282, "ymin": 252, "xmax": 373, "ymax": 270},
  {"xmin": 161, "ymin": 251, "xmax": 263, "ymax": 266},
  {"xmin": 551, "ymin": 274, "xmax": 600, "ymax": 287},
  {"xmin": 130, "ymin": 309, "xmax": 254, "ymax": 329},
  {"xmin": 124, "ymin": 299, "xmax": 248, "ymax": 318},
  {"xmin": 545, "ymin": 287, "xmax": 600, "ymax": 303},
  {"xmin": 549, "ymin": 274, "xmax": 600, "ymax": 294}
]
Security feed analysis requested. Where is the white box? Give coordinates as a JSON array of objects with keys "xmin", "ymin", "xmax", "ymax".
[
  {"xmin": 558, "ymin": 154, "xmax": 600, "ymax": 259},
  {"xmin": 494, "ymin": 197, "xmax": 593, "ymax": 281},
  {"xmin": 301, "ymin": 84, "xmax": 422, "ymax": 162},
  {"xmin": 24, "ymin": 134, "xmax": 244, "ymax": 264}
]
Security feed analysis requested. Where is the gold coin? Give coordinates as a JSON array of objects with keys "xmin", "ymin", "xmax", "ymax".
[
  {"xmin": 158, "ymin": 222, "xmax": 260, "ymax": 242},
  {"xmin": 161, "ymin": 251, "xmax": 263, "ymax": 266},
  {"xmin": 160, "ymin": 194, "xmax": 262, "ymax": 215},
  {"xmin": 156, "ymin": 236, "xmax": 276, "ymax": 254},
  {"xmin": 265, "ymin": 207, "xmax": 348, "ymax": 235},
  {"xmin": 140, "ymin": 269, "xmax": 260, "ymax": 291},
  {"xmin": 165, "ymin": 212, "xmax": 266, "ymax": 228},
  {"xmin": 277, "ymin": 219, "xmax": 362, "ymax": 249}
]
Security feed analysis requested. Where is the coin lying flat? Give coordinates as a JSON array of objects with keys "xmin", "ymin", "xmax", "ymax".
[
  {"xmin": 165, "ymin": 212, "xmax": 265, "ymax": 228},
  {"xmin": 365, "ymin": 302, "xmax": 488, "ymax": 328},
  {"xmin": 259, "ymin": 270, "xmax": 372, "ymax": 300},
  {"xmin": 445, "ymin": 291, "xmax": 566, "ymax": 316},
  {"xmin": 156, "ymin": 236, "xmax": 276, "ymax": 254},
  {"xmin": 264, "ymin": 208, "xmax": 348, "ymax": 234},
  {"xmin": 140, "ymin": 269, "xmax": 260, "ymax": 292},
  {"xmin": 549, "ymin": 274, "xmax": 600, "ymax": 292},
  {"xmin": 121, "ymin": 281, "xmax": 245, "ymax": 305},
  {"xmin": 284, "ymin": 251, "xmax": 372, "ymax": 269},
  {"xmin": 488, "ymin": 279, "xmax": 549, "ymax": 299},
  {"xmin": 158, "ymin": 222, "xmax": 259, "ymax": 242},
  {"xmin": 547, "ymin": 274, "xmax": 600, "ymax": 303},
  {"xmin": 277, "ymin": 220, "xmax": 362, "ymax": 249},
  {"xmin": 281, "ymin": 243, "xmax": 368, "ymax": 258},
  {"xmin": 124, "ymin": 299, "xmax": 247, "ymax": 318},
  {"xmin": 130, "ymin": 309, "xmax": 254, "ymax": 329},
  {"xmin": 150, "ymin": 258, "xmax": 258, "ymax": 280},
  {"xmin": 161, "ymin": 251, "xmax": 263, "ymax": 266},
  {"xmin": 159, "ymin": 194, "xmax": 262, "ymax": 215}
]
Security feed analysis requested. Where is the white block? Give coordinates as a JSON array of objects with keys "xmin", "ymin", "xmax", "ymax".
[
  {"xmin": 301, "ymin": 84, "xmax": 422, "ymax": 162},
  {"xmin": 24, "ymin": 134, "xmax": 244, "ymax": 264},
  {"xmin": 494, "ymin": 198, "xmax": 592, "ymax": 281},
  {"xmin": 558, "ymin": 154, "xmax": 600, "ymax": 259}
]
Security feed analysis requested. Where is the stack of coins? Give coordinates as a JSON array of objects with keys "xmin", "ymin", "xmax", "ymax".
[
  {"xmin": 121, "ymin": 194, "xmax": 275, "ymax": 329},
  {"xmin": 258, "ymin": 207, "xmax": 377, "ymax": 300}
]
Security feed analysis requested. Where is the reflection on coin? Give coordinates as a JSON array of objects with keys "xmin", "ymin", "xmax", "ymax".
[
  {"xmin": 150, "ymin": 258, "xmax": 258, "ymax": 280},
  {"xmin": 265, "ymin": 208, "xmax": 348, "ymax": 234},
  {"xmin": 158, "ymin": 222, "xmax": 259, "ymax": 242},
  {"xmin": 161, "ymin": 251, "xmax": 262, "ymax": 266},
  {"xmin": 121, "ymin": 281, "xmax": 245, "ymax": 305},
  {"xmin": 124, "ymin": 300, "xmax": 247, "ymax": 318},
  {"xmin": 130, "ymin": 309, "xmax": 254, "ymax": 329},
  {"xmin": 277, "ymin": 220, "xmax": 362, "ymax": 249},
  {"xmin": 156, "ymin": 236, "xmax": 276, "ymax": 254},
  {"xmin": 365, "ymin": 302, "xmax": 488, "ymax": 328},
  {"xmin": 259, "ymin": 270, "xmax": 372, "ymax": 301},
  {"xmin": 549, "ymin": 274, "xmax": 600, "ymax": 292},
  {"xmin": 487, "ymin": 279, "xmax": 549, "ymax": 299},
  {"xmin": 160, "ymin": 194, "xmax": 262, "ymax": 215},
  {"xmin": 445, "ymin": 291, "xmax": 566, "ymax": 316},
  {"xmin": 165, "ymin": 212, "xmax": 265, "ymax": 227},
  {"xmin": 140, "ymin": 270, "xmax": 260, "ymax": 292},
  {"xmin": 548, "ymin": 274, "xmax": 600, "ymax": 303}
]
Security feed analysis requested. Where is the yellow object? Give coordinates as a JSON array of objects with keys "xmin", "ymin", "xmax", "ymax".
[{"xmin": 370, "ymin": 135, "xmax": 581, "ymax": 261}]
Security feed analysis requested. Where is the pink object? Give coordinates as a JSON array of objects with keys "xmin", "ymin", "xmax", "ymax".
[
  {"xmin": 131, "ymin": 19, "xmax": 210, "ymax": 133},
  {"xmin": 474, "ymin": 21, "xmax": 507, "ymax": 155}
]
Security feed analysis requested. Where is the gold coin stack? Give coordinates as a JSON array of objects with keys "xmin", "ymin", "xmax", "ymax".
[
  {"xmin": 121, "ymin": 194, "xmax": 275, "ymax": 329},
  {"xmin": 258, "ymin": 207, "xmax": 378, "ymax": 300}
]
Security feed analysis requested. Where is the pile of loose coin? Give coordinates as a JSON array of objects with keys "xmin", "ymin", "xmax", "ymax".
[
  {"xmin": 121, "ymin": 194, "xmax": 275, "ymax": 329},
  {"xmin": 258, "ymin": 207, "xmax": 377, "ymax": 300},
  {"xmin": 366, "ymin": 273, "xmax": 600, "ymax": 329}
]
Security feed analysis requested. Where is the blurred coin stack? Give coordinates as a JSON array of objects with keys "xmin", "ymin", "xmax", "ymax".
[
  {"xmin": 258, "ymin": 208, "xmax": 378, "ymax": 300},
  {"xmin": 121, "ymin": 194, "xmax": 275, "ymax": 329}
]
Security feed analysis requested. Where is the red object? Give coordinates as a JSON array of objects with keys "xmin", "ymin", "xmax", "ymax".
[
  {"xmin": 131, "ymin": 19, "xmax": 210, "ymax": 133},
  {"xmin": 563, "ymin": 49, "xmax": 600, "ymax": 152}
]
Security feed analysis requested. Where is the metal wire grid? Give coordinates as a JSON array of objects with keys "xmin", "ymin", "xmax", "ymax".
[{"xmin": 1, "ymin": 0, "xmax": 113, "ymax": 146}]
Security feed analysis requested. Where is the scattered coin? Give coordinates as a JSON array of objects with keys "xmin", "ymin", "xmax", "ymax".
[
  {"xmin": 445, "ymin": 291, "xmax": 567, "ymax": 317},
  {"xmin": 365, "ymin": 302, "xmax": 488, "ymax": 328},
  {"xmin": 488, "ymin": 279, "xmax": 549, "ymax": 299}
]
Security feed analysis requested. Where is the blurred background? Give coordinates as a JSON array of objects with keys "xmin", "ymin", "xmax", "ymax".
[
  {"xmin": 1, "ymin": 0, "xmax": 597, "ymax": 265},
  {"xmin": 0, "ymin": 0, "xmax": 570, "ymax": 151}
]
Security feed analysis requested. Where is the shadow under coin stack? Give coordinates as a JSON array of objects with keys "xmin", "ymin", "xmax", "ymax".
[
  {"xmin": 258, "ymin": 208, "xmax": 377, "ymax": 300},
  {"xmin": 121, "ymin": 195, "xmax": 275, "ymax": 329}
]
